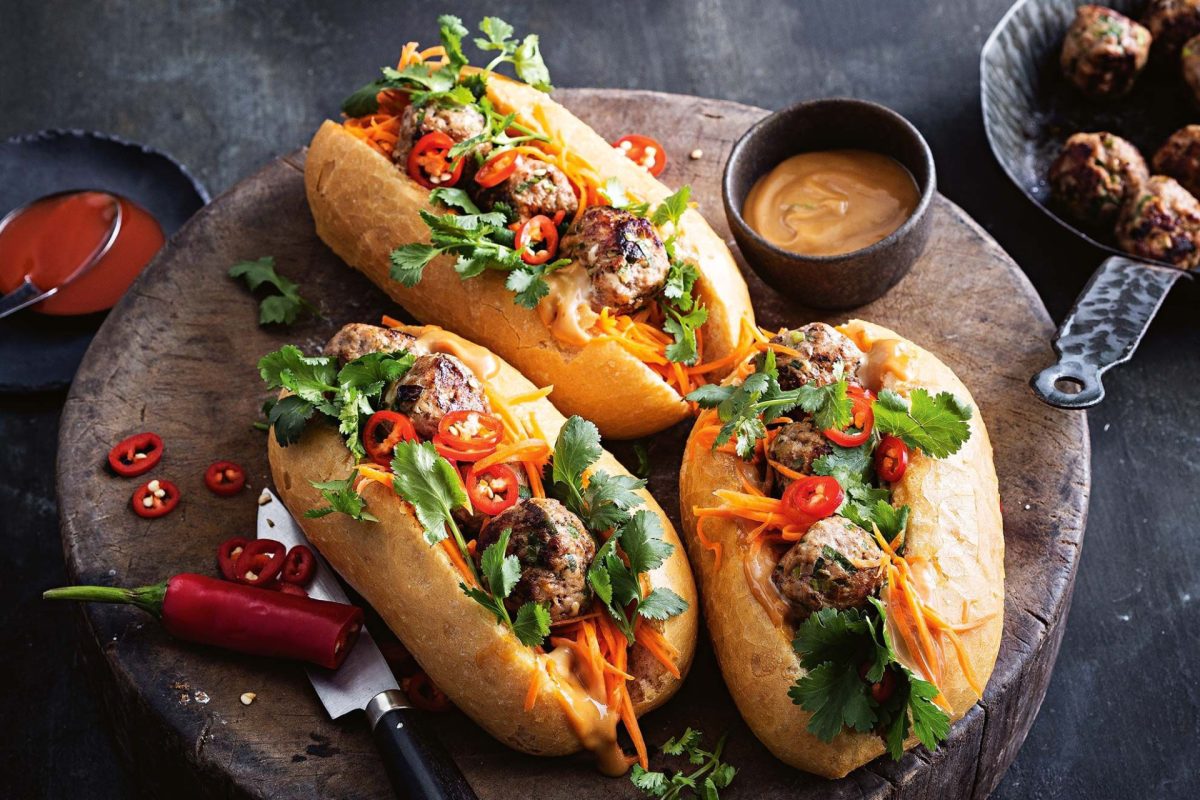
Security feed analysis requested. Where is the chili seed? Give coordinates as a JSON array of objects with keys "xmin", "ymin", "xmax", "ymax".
[
  {"xmin": 141, "ymin": 496, "xmax": 154, "ymax": 508},
  {"xmin": 147, "ymin": 479, "xmax": 160, "ymax": 492},
  {"xmin": 134, "ymin": 452, "xmax": 148, "ymax": 460},
  {"xmin": 257, "ymin": 492, "xmax": 272, "ymax": 505},
  {"xmin": 240, "ymin": 692, "xmax": 256, "ymax": 706},
  {"xmin": 153, "ymin": 489, "xmax": 166, "ymax": 499},
  {"xmin": 690, "ymin": 149, "xmax": 703, "ymax": 160}
]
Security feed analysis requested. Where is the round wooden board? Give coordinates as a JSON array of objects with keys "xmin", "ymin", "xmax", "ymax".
[{"xmin": 57, "ymin": 90, "xmax": 1089, "ymax": 800}]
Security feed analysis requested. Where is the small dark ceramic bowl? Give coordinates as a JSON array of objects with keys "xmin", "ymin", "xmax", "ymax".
[{"xmin": 723, "ymin": 98, "xmax": 936, "ymax": 309}]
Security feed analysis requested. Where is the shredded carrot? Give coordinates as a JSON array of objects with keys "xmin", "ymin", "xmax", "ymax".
[
  {"xmin": 472, "ymin": 439, "xmax": 551, "ymax": 473},
  {"xmin": 356, "ymin": 463, "xmax": 393, "ymax": 488},
  {"xmin": 482, "ymin": 386, "xmax": 530, "ymax": 442},
  {"xmin": 524, "ymin": 660, "xmax": 544, "ymax": 711},
  {"xmin": 693, "ymin": 516, "xmax": 724, "ymax": 570},
  {"xmin": 506, "ymin": 385, "xmax": 554, "ymax": 405},
  {"xmin": 380, "ymin": 314, "xmax": 405, "ymax": 329},
  {"xmin": 439, "ymin": 538, "xmax": 476, "ymax": 587},
  {"xmin": 633, "ymin": 619, "xmax": 681, "ymax": 679}
]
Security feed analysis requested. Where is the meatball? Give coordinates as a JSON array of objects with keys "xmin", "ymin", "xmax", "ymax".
[
  {"xmin": 477, "ymin": 498, "xmax": 595, "ymax": 622},
  {"xmin": 323, "ymin": 323, "xmax": 419, "ymax": 365},
  {"xmin": 383, "ymin": 353, "xmax": 490, "ymax": 439},
  {"xmin": 1116, "ymin": 175, "xmax": 1200, "ymax": 267},
  {"xmin": 1183, "ymin": 34, "xmax": 1200, "ymax": 102},
  {"xmin": 1153, "ymin": 125, "xmax": 1200, "ymax": 197},
  {"xmin": 477, "ymin": 155, "xmax": 578, "ymax": 224},
  {"xmin": 769, "ymin": 323, "xmax": 866, "ymax": 391},
  {"xmin": 1143, "ymin": 0, "xmax": 1200, "ymax": 63},
  {"xmin": 767, "ymin": 418, "xmax": 832, "ymax": 493},
  {"xmin": 560, "ymin": 205, "xmax": 671, "ymax": 314},
  {"xmin": 1048, "ymin": 132, "xmax": 1150, "ymax": 228},
  {"xmin": 393, "ymin": 102, "xmax": 489, "ymax": 165},
  {"xmin": 772, "ymin": 516, "xmax": 885, "ymax": 620},
  {"xmin": 1060, "ymin": 5, "xmax": 1151, "ymax": 98}
]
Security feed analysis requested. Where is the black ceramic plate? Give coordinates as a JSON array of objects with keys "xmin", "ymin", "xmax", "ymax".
[
  {"xmin": 0, "ymin": 130, "xmax": 209, "ymax": 393},
  {"xmin": 981, "ymin": 0, "xmax": 1195, "ymax": 408}
]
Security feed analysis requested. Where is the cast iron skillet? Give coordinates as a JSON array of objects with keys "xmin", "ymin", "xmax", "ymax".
[{"xmin": 981, "ymin": 0, "xmax": 1195, "ymax": 408}]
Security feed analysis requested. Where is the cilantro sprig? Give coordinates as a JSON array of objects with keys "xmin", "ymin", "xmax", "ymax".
[
  {"xmin": 229, "ymin": 256, "xmax": 319, "ymax": 326},
  {"xmin": 650, "ymin": 186, "xmax": 708, "ymax": 365},
  {"xmin": 873, "ymin": 389, "xmax": 973, "ymax": 458},
  {"xmin": 460, "ymin": 528, "xmax": 552, "ymax": 647},
  {"xmin": 630, "ymin": 729, "xmax": 738, "ymax": 800},
  {"xmin": 306, "ymin": 472, "xmax": 378, "ymax": 522}
]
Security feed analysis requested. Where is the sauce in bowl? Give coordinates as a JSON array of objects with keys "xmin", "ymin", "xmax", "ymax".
[{"xmin": 743, "ymin": 150, "xmax": 919, "ymax": 257}]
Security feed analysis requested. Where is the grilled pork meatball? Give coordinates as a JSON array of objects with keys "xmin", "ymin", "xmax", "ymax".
[
  {"xmin": 1048, "ymin": 132, "xmax": 1150, "ymax": 228},
  {"xmin": 1143, "ymin": 0, "xmax": 1200, "ymax": 63},
  {"xmin": 383, "ymin": 353, "xmax": 489, "ymax": 439},
  {"xmin": 767, "ymin": 418, "xmax": 833, "ymax": 494},
  {"xmin": 772, "ymin": 516, "xmax": 885, "ymax": 620},
  {"xmin": 560, "ymin": 205, "xmax": 671, "ymax": 314},
  {"xmin": 323, "ymin": 323, "xmax": 419, "ymax": 365},
  {"xmin": 1184, "ymin": 34, "xmax": 1200, "ymax": 102},
  {"xmin": 477, "ymin": 498, "xmax": 595, "ymax": 622},
  {"xmin": 1153, "ymin": 125, "xmax": 1200, "ymax": 197},
  {"xmin": 769, "ymin": 323, "xmax": 866, "ymax": 391},
  {"xmin": 1060, "ymin": 5, "xmax": 1151, "ymax": 98},
  {"xmin": 477, "ymin": 155, "xmax": 578, "ymax": 224},
  {"xmin": 393, "ymin": 102, "xmax": 489, "ymax": 165},
  {"xmin": 1115, "ymin": 175, "xmax": 1200, "ymax": 267}
]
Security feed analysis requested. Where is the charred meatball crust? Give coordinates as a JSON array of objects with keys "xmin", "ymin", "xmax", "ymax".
[
  {"xmin": 477, "ymin": 497, "xmax": 596, "ymax": 622},
  {"xmin": 766, "ymin": 418, "xmax": 833, "ymax": 494},
  {"xmin": 1143, "ymin": 0, "xmax": 1200, "ymax": 64},
  {"xmin": 772, "ymin": 516, "xmax": 885, "ymax": 621},
  {"xmin": 393, "ymin": 102, "xmax": 489, "ymax": 165},
  {"xmin": 1048, "ymin": 132, "xmax": 1150, "ymax": 228},
  {"xmin": 1060, "ymin": 5, "xmax": 1151, "ymax": 98},
  {"xmin": 1116, "ymin": 174, "xmax": 1200, "ymax": 267},
  {"xmin": 1152, "ymin": 125, "xmax": 1200, "ymax": 197},
  {"xmin": 323, "ymin": 323, "xmax": 419, "ymax": 365},
  {"xmin": 384, "ymin": 353, "xmax": 490, "ymax": 439},
  {"xmin": 476, "ymin": 155, "xmax": 578, "ymax": 224},
  {"xmin": 561, "ymin": 205, "xmax": 671, "ymax": 314},
  {"xmin": 769, "ymin": 323, "xmax": 866, "ymax": 391}
]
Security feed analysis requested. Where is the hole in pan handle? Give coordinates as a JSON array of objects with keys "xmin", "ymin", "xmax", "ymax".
[{"xmin": 1030, "ymin": 256, "xmax": 1189, "ymax": 409}]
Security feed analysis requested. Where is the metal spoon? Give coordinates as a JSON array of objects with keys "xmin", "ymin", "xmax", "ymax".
[{"xmin": 0, "ymin": 190, "xmax": 123, "ymax": 319}]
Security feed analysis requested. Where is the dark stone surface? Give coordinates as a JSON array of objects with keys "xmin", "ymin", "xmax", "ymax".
[{"xmin": 0, "ymin": 1, "xmax": 1195, "ymax": 798}]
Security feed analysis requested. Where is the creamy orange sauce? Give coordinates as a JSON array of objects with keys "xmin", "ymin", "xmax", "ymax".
[
  {"xmin": 858, "ymin": 338, "xmax": 913, "ymax": 389},
  {"xmin": 543, "ymin": 648, "xmax": 626, "ymax": 776},
  {"xmin": 415, "ymin": 326, "xmax": 501, "ymax": 381},
  {"xmin": 537, "ymin": 265, "xmax": 599, "ymax": 347},
  {"xmin": 744, "ymin": 150, "xmax": 919, "ymax": 256}
]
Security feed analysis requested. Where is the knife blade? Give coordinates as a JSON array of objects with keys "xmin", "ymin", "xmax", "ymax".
[{"xmin": 257, "ymin": 489, "xmax": 477, "ymax": 800}]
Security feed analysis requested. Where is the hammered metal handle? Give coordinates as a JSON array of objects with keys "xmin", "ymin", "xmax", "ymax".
[{"xmin": 1032, "ymin": 256, "xmax": 1187, "ymax": 409}]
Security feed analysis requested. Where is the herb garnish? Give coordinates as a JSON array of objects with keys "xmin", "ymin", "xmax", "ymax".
[
  {"xmin": 460, "ymin": 528, "xmax": 553, "ymax": 647},
  {"xmin": 630, "ymin": 728, "xmax": 738, "ymax": 799},
  {"xmin": 229, "ymin": 257, "xmax": 319, "ymax": 326},
  {"xmin": 306, "ymin": 472, "xmax": 378, "ymax": 522},
  {"xmin": 872, "ymin": 389, "xmax": 972, "ymax": 458},
  {"xmin": 651, "ymin": 186, "xmax": 708, "ymax": 365}
]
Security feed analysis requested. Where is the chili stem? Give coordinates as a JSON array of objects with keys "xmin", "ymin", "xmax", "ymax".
[{"xmin": 43, "ymin": 582, "xmax": 168, "ymax": 619}]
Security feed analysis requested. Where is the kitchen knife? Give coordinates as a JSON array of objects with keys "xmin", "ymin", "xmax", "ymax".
[{"xmin": 258, "ymin": 488, "xmax": 478, "ymax": 800}]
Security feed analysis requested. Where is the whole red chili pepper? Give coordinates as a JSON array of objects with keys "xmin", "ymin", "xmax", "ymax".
[
  {"xmin": 216, "ymin": 536, "xmax": 249, "ymax": 580},
  {"xmin": 43, "ymin": 574, "xmax": 363, "ymax": 669},
  {"xmin": 234, "ymin": 539, "xmax": 286, "ymax": 586},
  {"xmin": 281, "ymin": 545, "xmax": 316, "ymax": 585}
]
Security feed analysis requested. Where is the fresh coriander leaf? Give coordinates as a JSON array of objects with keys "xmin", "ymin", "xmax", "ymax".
[
  {"xmin": 906, "ymin": 671, "xmax": 951, "ymax": 750},
  {"xmin": 437, "ymin": 14, "xmax": 470, "ymax": 73},
  {"xmin": 587, "ymin": 537, "xmax": 616, "ymax": 606},
  {"xmin": 512, "ymin": 602, "xmax": 551, "ymax": 647},
  {"xmin": 461, "ymin": 583, "xmax": 508, "ymax": 624},
  {"xmin": 663, "ymin": 305, "xmax": 708, "ymax": 365},
  {"xmin": 630, "ymin": 765, "xmax": 670, "ymax": 797},
  {"xmin": 305, "ymin": 473, "xmax": 377, "ymax": 522},
  {"xmin": 795, "ymin": 379, "xmax": 852, "ymax": 432},
  {"xmin": 551, "ymin": 416, "xmax": 602, "ymax": 494},
  {"xmin": 390, "ymin": 441, "xmax": 468, "ymax": 544},
  {"xmin": 788, "ymin": 660, "xmax": 876, "ymax": 741},
  {"xmin": 844, "ymin": 500, "xmax": 910, "ymax": 543},
  {"xmin": 619, "ymin": 510, "xmax": 674, "ymax": 575},
  {"xmin": 258, "ymin": 345, "xmax": 337, "ymax": 393},
  {"xmin": 230, "ymin": 257, "xmax": 318, "ymax": 326},
  {"xmin": 475, "ymin": 16, "xmax": 515, "ymax": 49},
  {"xmin": 709, "ymin": 763, "xmax": 737, "ymax": 789},
  {"xmin": 701, "ymin": 778, "xmax": 719, "ymax": 800},
  {"xmin": 579, "ymin": 469, "xmax": 645, "ymax": 531},
  {"xmin": 337, "ymin": 351, "xmax": 415, "ymax": 389},
  {"xmin": 513, "ymin": 34, "xmax": 552, "ymax": 91},
  {"xmin": 506, "ymin": 266, "xmax": 550, "ymax": 308},
  {"xmin": 792, "ymin": 606, "xmax": 873, "ymax": 671},
  {"xmin": 390, "ymin": 244, "xmax": 441, "ymax": 286},
  {"xmin": 638, "ymin": 588, "xmax": 688, "ymax": 620},
  {"xmin": 685, "ymin": 384, "xmax": 734, "ymax": 407},
  {"xmin": 661, "ymin": 727, "xmax": 702, "ymax": 756},
  {"xmin": 267, "ymin": 394, "xmax": 316, "ymax": 446},
  {"xmin": 429, "ymin": 187, "xmax": 482, "ymax": 214},
  {"xmin": 812, "ymin": 442, "xmax": 873, "ymax": 489},
  {"xmin": 341, "ymin": 78, "xmax": 388, "ymax": 116},
  {"xmin": 663, "ymin": 258, "xmax": 699, "ymax": 309},
  {"xmin": 480, "ymin": 527, "xmax": 522, "ymax": 600},
  {"xmin": 632, "ymin": 442, "xmax": 651, "ymax": 481},
  {"xmin": 651, "ymin": 185, "xmax": 692, "ymax": 228},
  {"xmin": 606, "ymin": 551, "xmax": 642, "ymax": 608},
  {"xmin": 873, "ymin": 389, "xmax": 973, "ymax": 458}
]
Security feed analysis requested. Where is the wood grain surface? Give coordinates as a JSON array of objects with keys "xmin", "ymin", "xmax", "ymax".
[{"xmin": 55, "ymin": 90, "xmax": 1089, "ymax": 799}]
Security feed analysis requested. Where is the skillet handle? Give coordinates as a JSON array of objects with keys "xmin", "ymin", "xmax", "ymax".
[{"xmin": 1032, "ymin": 256, "xmax": 1187, "ymax": 409}]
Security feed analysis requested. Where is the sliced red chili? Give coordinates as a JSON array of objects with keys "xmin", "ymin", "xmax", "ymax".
[
  {"xmin": 859, "ymin": 662, "xmax": 897, "ymax": 703},
  {"xmin": 875, "ymin": 435, "xmax": 910, "ymax": 483},
  {"xmin": 217, "ymin": 536, "xmax": 249, "ymax": 580},
  {"xmin": 277, "ymin": 582, "xmax": 308, "ymax": 597},
  {"xmin": 131, "ymin": 478, "xmax": 180, "ymax": 519},
  {"xmin": 781, "ymin": 476, "xmax": 844, "ymax": 524},
  {"xmin": 474, "ymin": 149, "xmax": 519, "ymax": 189},
  {"xmin": 281, "ymin": 545, "xmax": 316, "ymax": 585},
  {"xmin": 204, "ymin": 460, "xmax": 246, "ymax": 496},
  {"xmin": 824, "ymin": 392, "xmax": 875, "ymax": 448},
  {"xmin": 463, "ymin": 463, "xmax": 520, "ymax": 516},
  {"xmin": 613, "ymin": 134, "xmax": 667, "ymax": 177},
  {"xmin": 432, "ymin": 437, "xmax": 494, "ymax": 462},
  {"xmin": 405, "ymin": 670, "xmax": 451, "ymax": 712},
  {"xmin": 234, "ymin": 539, "xmax": 286, "ymax": 586},
  {"xmin": 363, "ymin": 410, "xmax": 419, "ymax": 466},
  {"xmin": 406, "ymin": 131, "xmax": 464, "ymax": 189},
  {"xmin": 437, "ymin": 411, "xmax": 503, "ymax": 451},
  {"xmin": 514, "ymin": 214, "xmax": 560, "ymax": 265},
  {"xmin": 107, "ymin": 432, "xmax": 163, "ymax": 477}
]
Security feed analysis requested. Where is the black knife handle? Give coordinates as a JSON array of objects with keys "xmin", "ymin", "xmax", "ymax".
[{"xmin": 367, "ymin": 691, "xmax": 478, "ymax": 800}]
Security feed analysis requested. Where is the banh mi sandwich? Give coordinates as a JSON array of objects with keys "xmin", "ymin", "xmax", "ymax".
[
  {"xmin": 262, "ymin": 320, "xmax": 698, "ymax": 774},
  {"xmin": 304, "ymin": 16, "xmax": 754, "ymax": 439},
  {"xmin": 678, "ymin": 320, "xmax": 1004, "ymax": 777}
]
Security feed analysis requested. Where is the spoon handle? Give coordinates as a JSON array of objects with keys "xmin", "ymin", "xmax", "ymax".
[{"xmin": 0, "ymin": 276, "xmax": 53, "ymax": 319}]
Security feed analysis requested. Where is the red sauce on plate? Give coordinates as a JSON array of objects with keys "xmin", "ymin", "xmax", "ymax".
[{"xmin": 0, "ymin": 191, "xmax": 164, "ymax": 315}]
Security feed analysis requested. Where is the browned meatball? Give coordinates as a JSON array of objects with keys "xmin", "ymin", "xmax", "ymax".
[
  {"xmin": 477, "ymin": 498, "xmax": 595, "ymax": 622},
  {"xmin": 393, "ymin": 102, "xmax": 489, "ymax": 166},
  {"xmin": 1143, "ymin": 0, "xmax": 1200, "ymax": 64},
  {"xmin": 477, "ymin": 155, "xmax": 578, "ymax": 224},
  {"xmin": 560, "ymin": 205, "xmax": 670, "ymax": 314},
  {"xmin": 1048, "ymin": 132, "xmax": 1150, "ymax": 228},
  {"xmin": 772, "ymin": 517, "xmax": 885, "ymax": 621},
  {"xmin": 383, "ymin": 353, "xmax": 489, "ymax": 439},
  {"xmin": 767, "ymin": 418, "xmax": 833, "ymax": 494},
  {"xmin": 322, "ymin": 323, "xmax": 419, "ymax": 365},
  {"xmin": 1153, "ymin": 125, "xmax": 1200, "ymax": 197},
  {"xmin": 769, "ymin": 323, "xmax": 865, "ymax": 391},
  {"xmin": 1183, "ymin": 34, "xmax": 1200, "ymax": 102},
  {"xmin": 1060, "ymin": 5, "xmax": 1151, "ymax": 97},
  {"xmin": 1116, "ymin": 175, "xmax": 1200, "ymax": 267}
]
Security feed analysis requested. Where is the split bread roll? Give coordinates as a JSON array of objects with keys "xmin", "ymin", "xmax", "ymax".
[
  {"xmin": 268, "ymin": 323, "xmax": 698, "ymax": 769},
  {"xmin": 305, "ymin": 70, "xmax": 754, "ymax": 439},
  {"xmin": 678, "ymin": 319, "xmax": 1004, "ymax": 778}
]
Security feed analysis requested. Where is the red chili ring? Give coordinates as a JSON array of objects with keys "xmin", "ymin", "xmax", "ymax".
[
  {"xmin": 205, "ymin": 461, "xmax": 246, "ymax": 497},
  {"xmin": 281, "ymin": 545, "xmax": 316, "ymax": 585},
  {"xmin": 233, "ymin": 539, "xmax": 286, "ymax": 586},
  {"xmin": 405, "ymin": 670, "xmax": 451, "ymax": 712},
  {"xmin": 108, "ymin": 432, "xmax": 163, "ymax": 477},
  {"xmin": 131, "ymin": 478, "xmax": 180, "ymax": 519},
  {"xmin": 216, "ymin": 536, "xmax": 250, "ymax": 580}
]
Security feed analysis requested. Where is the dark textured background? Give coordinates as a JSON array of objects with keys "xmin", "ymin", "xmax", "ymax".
[{"xmin": 1, "ymin": 1, "xmax": 1196, "ymax": 798}]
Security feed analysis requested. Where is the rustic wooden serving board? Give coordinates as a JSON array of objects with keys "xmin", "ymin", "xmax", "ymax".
[{"xmin": 56, "ymin": 90, "xmax": 1089, "ymax": 799}]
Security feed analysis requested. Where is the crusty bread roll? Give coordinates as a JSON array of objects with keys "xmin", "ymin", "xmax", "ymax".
[
  {"xmin": 678, "ymin": 319, "xmax": 1004, "ymax": 778},
  {"xmin": 305, "ymin": 71, "xmax": 754, "ymax": 439},
  {"xmin": 268, "ymin": 324, "xmax": 698, "ymax": 765}
]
